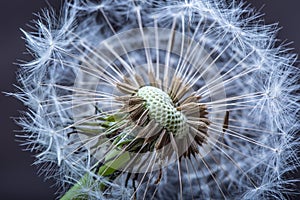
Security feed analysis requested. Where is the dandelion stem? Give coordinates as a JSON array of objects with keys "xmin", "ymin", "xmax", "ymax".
[
  {"xmin": 60, "ymin": 174, "xmax": 89, "ymax": 200},
  {"xmin": 60, "ymin": 146, "xmax": 131, "ymax": 200}
]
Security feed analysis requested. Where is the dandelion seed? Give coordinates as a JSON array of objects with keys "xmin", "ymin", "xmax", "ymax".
[{"xmin": 13, "ymin": 0, "xmax": 299, "ymax": 199}]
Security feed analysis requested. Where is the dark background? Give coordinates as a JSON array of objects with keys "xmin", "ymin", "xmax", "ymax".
[{"xmin": 0, "ymin": 1, "xmax": 299, "ymax": 199}]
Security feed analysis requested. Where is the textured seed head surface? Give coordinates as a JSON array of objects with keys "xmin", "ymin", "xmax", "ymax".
[{"xmin": 137, "ymin": 86, "xmax": 187, "ymax": 135}]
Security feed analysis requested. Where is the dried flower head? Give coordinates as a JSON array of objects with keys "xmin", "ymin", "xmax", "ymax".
[{"xmin": 14, "ymin": 0, "xmax": 299, "ymax": 199}]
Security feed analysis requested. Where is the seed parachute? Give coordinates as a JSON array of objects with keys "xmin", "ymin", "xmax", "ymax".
[{"xmin": 14, "ymin": 0, "xmax": 299, "ymax": 199}]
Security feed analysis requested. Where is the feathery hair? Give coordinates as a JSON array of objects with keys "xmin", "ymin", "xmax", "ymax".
[{"xmin": 14, "ymin": 0, "xmax": 299, "ymax": 199}]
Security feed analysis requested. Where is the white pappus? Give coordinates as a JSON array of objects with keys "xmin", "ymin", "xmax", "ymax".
[{"xmin": 13, "ymin": 0, "xmax": 299, "ymax": 199}]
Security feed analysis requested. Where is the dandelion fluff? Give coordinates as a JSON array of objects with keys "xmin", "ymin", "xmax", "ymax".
[{"xmin": 14, "ymin": 0, "xmax": 299, "ymax": 199}]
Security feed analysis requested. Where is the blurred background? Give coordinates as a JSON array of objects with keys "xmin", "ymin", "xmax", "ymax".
[{"xmin": 0, "ymin": 1, "xmax": 299, "ymax": 199}]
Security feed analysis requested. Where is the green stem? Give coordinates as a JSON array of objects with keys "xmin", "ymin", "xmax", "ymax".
[
  {"xmin": 60, "ymin": 174, "xmax": 89, "ymax": 200},
  {"xmin": 60, "ymin": 150, "xmax": 131, "ymax": 200}
]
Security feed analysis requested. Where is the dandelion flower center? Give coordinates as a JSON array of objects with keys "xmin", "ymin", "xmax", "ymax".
[{"xmin": 137, "ymin": 86, "xmax": 187, "ymax": 136}]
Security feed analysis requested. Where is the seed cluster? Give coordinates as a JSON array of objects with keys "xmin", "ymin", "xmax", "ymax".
[{"xmin": 137, "ymin": 86, "xmax": 187, "ymax": 135}]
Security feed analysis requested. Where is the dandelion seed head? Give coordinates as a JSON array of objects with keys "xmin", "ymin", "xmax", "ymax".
[
  {"xmin": 136, "ymin": 86, "xmax": 188, "ymax": 136},
  {"xmin": 12, "ymin": 0, "xmax": 300, "ymax": 199}
]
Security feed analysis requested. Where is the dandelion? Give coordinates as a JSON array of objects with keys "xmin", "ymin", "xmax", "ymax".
[{"xmin": 14, "ymin": 0, "xmax": 299, "ymax": 199}]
